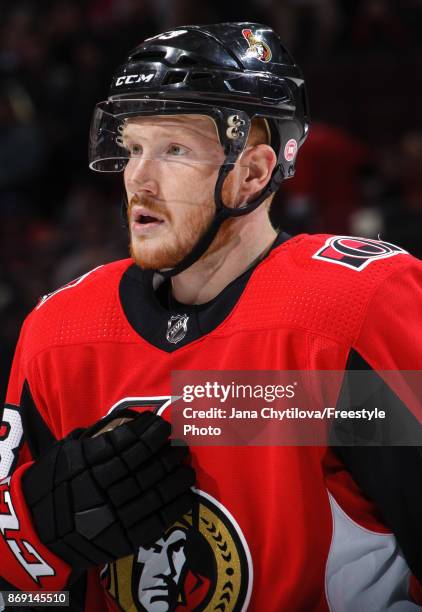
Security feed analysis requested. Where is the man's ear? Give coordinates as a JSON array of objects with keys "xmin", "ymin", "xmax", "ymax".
[{"xmin": 238, "ymin": 144, "xmax": 277, "ymax": 203}]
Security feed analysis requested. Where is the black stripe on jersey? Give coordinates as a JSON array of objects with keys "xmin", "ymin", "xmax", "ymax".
[
  {"xmin": 332, "ymin": 349, "xmax": 422, "ymax": 583},
  {"xmin": 119, "ymin": 231, "xmax": 290, "ymax": 351},
  {"xmin": 20, "ymin": 381, "xmax": 56, "ymax": 461}
]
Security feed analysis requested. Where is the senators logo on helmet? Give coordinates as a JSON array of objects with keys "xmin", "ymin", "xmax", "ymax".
[{"xmin": 242, "ymin": 29, "xmax": 272, "ymax": 62}]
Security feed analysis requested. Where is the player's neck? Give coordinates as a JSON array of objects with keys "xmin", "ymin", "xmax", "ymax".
[{"xmin": 170, "ymin": 212, "xmax": 277, "ymax": 305}]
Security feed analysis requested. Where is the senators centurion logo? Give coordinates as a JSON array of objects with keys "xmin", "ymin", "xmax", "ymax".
[
  {"xmin": 101, "ymin": 397, "xmax": 252, "ymax": 611},
  {"xmin": 241, "ymin": 29, "xmax": 272, "ymax": 63},
  {"xmin": 102, "ymin": 489, "xmax": 252, "ymax": 611}
]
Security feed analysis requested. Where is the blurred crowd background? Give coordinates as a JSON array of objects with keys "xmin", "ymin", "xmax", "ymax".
[{"xmin": 1, "ymin": 0, "xmax": 422, "ymax": 400}]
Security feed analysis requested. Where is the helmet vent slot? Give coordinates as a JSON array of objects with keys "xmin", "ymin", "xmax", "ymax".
[
  {"xmin": 162, "ymin": 71, "xmax": 187, "ymax": 85},
  {"xmin": 190, "ymin": 72, "xmax": 209, "ymax": 80},
  {"xmin": 130, "ymin": 50, "xmax": 166, "ymax": 62},
  {"xmin": 175, "ymin": 55, "xmax": 199, "ymax": 66}
]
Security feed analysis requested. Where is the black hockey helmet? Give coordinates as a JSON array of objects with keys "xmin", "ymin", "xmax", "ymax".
[{"xmin": 89, "ymin": 23, "xmax": 310, "ymax": 276}]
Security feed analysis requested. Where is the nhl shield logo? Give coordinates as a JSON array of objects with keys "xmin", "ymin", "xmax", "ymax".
[{"xmin": 166, "ymin": 314, "xmax": 189, "ymax": 344}]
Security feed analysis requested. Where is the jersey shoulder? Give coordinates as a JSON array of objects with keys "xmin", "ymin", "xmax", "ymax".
[
  {"xmin": 22, "ymin": 259, "xmax": 136, "ymax": 362},
  {"xmin": 291, "ymin": 233, "xmax": 415, "ymax": 276},
  {"xmin": 234, "ymin": 233, "xmax": 420, "ymax": 345}
]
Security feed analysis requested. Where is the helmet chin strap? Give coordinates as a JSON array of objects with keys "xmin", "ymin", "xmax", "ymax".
[{"xmin": 155, "ymin": 160, "xmax": 283, "ymax": 279}]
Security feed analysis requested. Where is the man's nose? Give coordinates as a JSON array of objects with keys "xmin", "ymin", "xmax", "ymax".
[{"xmin": 125, "ymin": 158, "xmax": 159, "ymax": 196}]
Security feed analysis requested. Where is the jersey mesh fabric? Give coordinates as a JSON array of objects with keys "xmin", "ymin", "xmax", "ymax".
[{"xmin": 213, "ymin": 234, "xmax": 413, "ymax": 345}]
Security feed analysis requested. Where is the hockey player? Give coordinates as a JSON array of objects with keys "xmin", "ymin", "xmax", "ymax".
[{"xmin": 1, "ymin": 22, "xmax": 422, "ymax": 611}]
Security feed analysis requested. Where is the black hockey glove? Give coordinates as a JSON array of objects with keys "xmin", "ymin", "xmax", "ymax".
[{"xmin": 21, "ymin": 409, "xmax": 195, "ymax": 569}]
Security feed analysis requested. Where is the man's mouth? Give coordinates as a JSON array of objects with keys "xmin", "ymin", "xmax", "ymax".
[
  {"xmin": 136, "ymin": 215, "xmax": 163, "ymax": 225},
  {"xmin": 131, "ymin": 207, "xmax": 166, "ymax": 231}
]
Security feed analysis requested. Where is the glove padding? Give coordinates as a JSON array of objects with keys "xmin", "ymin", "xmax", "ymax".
[{"xmin": 22, "ymin": 410, "xmax": 195, "ymax": 569}]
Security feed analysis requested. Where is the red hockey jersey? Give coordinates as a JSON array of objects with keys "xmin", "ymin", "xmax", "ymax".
[{"xmin": 1, "ymin": 233, "xmax": 421, "ymax": 611}]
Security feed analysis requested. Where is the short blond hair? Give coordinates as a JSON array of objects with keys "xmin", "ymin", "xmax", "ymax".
[{"xmin": 247, "ymin": 117, "xmax": 271, "ymax": 147}]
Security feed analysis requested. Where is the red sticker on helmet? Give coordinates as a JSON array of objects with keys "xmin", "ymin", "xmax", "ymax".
[{"xmin": 284, "ymin": 139, "xmax": 298, "ymax": 162}]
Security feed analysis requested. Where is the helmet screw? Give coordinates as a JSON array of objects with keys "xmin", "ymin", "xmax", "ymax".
[
  {"xmin": 226, "ymin": 126, "xmax": 245, "ymax": 140},
  {"xmin": 227, "ymin": 115, "xmax": 246, "ymax": 128}
]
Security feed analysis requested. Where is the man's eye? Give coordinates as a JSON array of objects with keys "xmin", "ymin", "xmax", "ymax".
[
  {"xmin": 129, "ymin": 143, "xmax": 143, "ymax": 156},
  {"xmin": 167, "ymin": 144, "xmax": 188, "ymax": 156}
]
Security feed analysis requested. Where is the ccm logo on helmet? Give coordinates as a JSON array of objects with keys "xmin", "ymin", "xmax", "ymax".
[
  {"xmin": 313, "ymin": 236, "xmax": 407, "ymax": 270},
  {"xmin": 115, "ymin": 73, "xmax": 155, "ymax": 86}
]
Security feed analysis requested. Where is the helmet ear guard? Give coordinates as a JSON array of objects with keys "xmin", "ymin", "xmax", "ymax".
[{"xmin": 90, "ymin": 22, "xmax": 310, "ymax": 276}]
